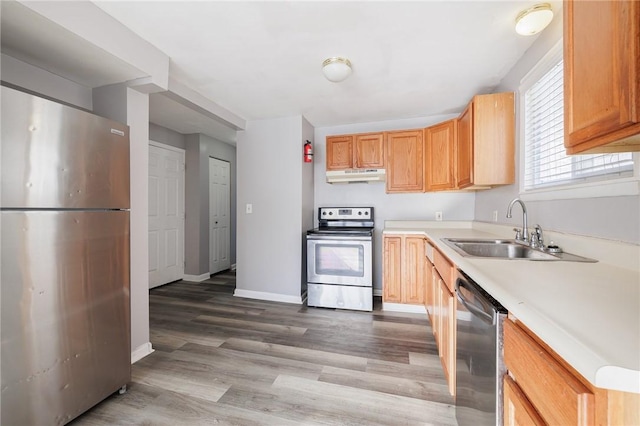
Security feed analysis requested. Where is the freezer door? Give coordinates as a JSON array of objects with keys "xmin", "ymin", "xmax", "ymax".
[
  {"xmin": 1, "ymin": 86, "xmax": 130, "ymax": 209},
  {"xmin": 1, "ymin": 211, "xmax": 131, "ymax": 425}
]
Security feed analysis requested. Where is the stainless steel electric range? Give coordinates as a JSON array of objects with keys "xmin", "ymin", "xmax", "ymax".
[{"xmin": 306, "ymin": 207, "xmax": 374, "ymax": 311}]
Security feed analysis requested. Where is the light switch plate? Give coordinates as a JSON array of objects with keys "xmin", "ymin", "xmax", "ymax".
[
  {"xmin": 435, "ymin": 211, "xmax": 443, "ymax": 221},
  {"xmin": 246, "ymin": 203, "xmax": 253, "ymax": 214}
]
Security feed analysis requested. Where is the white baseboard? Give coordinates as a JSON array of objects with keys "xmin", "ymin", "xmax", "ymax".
[
  {"xmin": 382, "ymin": 302, "xmax": 427, "ymax": 314},
  {"xmin": 234, "ymin": 289, "xmax": 303, "ymax": 304},
  {"xmin": 183, "ymin": 273, "xmax": 210, "ymax": 282},
  {"xmin": 230, "ymin": 263, "xmax": 237, "ymax": 271},
  {"xmin": 131, "ymin": 342, "xmax": 154, "ymax": 364}
]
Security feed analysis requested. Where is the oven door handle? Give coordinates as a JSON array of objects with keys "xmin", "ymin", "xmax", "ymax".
[{"xmin": 307, "ymin": 235, "xmax": 372, "ymax": 241}]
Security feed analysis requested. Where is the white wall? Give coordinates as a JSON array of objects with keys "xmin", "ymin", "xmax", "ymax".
[
  {"xmin": 474, "ymin": 7, "xmax": 640, "ymax": 244},
  {"xmin": 301, "ymin": 117, "xmax": 315, "ymax": 293},
  {"xmin": 314, "ymin": 115, "xmax": 476, "ymax": 292},
  {"xmin": 149, "ymin": 122, "xmax": 185, "ymax": 150},
  {"xmin": 1, "ymin": 54, "xmax": 93, "ymax": 110},
  {"xmin": 183, "ymin": 133, "xmax": 237, "ymax": 276},
  {"xmin": 93, "ymin": 83, "xmax": 152, "ymax": 361},
  {"xmin": 236, "ymin": 116, "xmax": 312, "ymax": 302}
]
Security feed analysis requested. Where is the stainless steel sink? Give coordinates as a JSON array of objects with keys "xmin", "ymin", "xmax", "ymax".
[{"xmin": 442, "ymin": 238, "xmax": 597, "ymax": 262}]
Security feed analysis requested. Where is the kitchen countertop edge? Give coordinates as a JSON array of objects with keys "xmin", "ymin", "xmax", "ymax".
[{"xmin": 383, "ymin": 222, "xmax": 640, "ymax": 395}]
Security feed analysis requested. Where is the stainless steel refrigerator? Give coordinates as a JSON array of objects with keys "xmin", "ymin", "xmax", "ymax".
[{"xmin": 1, "ymin": 86, "xmax": 131, "ymax": 425}]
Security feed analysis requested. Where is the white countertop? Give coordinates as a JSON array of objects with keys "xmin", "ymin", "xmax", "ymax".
[{"xmin": 384, "ymin": 221, "xmax": 640, "ymax": 394}]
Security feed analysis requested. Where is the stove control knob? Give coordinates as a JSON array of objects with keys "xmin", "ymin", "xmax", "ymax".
[
  {"xmin": 365, "ymin": 211, "xmax": 369, "ymax": 215},
  {"xmin": 358, "ymin": 211, "xmax": 362, "ymax": 215},
  {"xmin": 322, "ymin": 211, "xmax": 326, "ymax": 216},
  {"xmin": 329, "ymin": 212, "xmax": 333, "ymax": 215}
]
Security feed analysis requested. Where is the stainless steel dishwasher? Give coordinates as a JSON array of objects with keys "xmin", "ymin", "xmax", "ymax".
[{"xmin": 455, "ymin": 271, "xmax": 507, "ymax": 426}]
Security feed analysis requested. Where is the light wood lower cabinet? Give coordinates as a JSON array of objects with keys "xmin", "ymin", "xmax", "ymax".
[
  {"xmin": 503, "ymin": 317, "xmax": 640, "ymax": 426},
  {"xmin": 423, "ymin": 242, "xmax": 456, "ymax": 396},
  {"xmin": 504, "ymin": 319, "xmax": 595, "ymax": 425},
  {"xmin": 382, "ymin": 235, "xmax": 424, "ymax": 304},
  {"xmin": 503, "ymin": 375, "xmax": 546, "ymax": 426},
  {"xmin": 438, "ymin": 277, "xmax": 455, "ymax": 396}
]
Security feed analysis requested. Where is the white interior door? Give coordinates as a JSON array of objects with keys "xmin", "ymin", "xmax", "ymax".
[
  {"xmin": 209, "ymin": 157, "xmax": 231, "ymax": 275},
  {"xmin": 149, "ymin": 143, "xmax": 185, "ymax": 288}
]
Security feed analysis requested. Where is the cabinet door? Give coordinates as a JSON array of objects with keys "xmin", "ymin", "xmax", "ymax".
[
  {"xmin": 403, "ymin": 237, "xmax": 425, "ymax": 304},
  {"xmin": 431, "ymin": 265, "xmax": 439, "ymax": 335},
  {"xmin": 326, "ymin": 135, "xmax": 353, "ymax": 170},
  {"xmin": 424, "ymin": 257, "xmax": 433, "ymax": 317},
  {"xmin": 386, "ymin": 130, "xmax": 424, "ymax": 193},
  {"xmin": 354, "ymin": 133, "xmax": 385, "ymax": 168},
  {"xmin": 425, "ymin": 119, "xmax": 457, "ymax": 191},
  {"xmin": 504, "ymin": 376, "xmax": 546, "ymax": 426},
  {"xmin": 432, "ymin": 273, "xmax": 442, "ymax": 345},
  {"xmin": 473, "ymin": 93, "xmax": 515, "ymax": 186},
  {"xmin": 456, "ymin": 103, "xmax": 473, "ymax": 188},
  {"xmin": 504, "ymin": 320, "xmax": 595, "ymax": 425},
  {"xmin": 440, "ymin": 281, "xmax": 456, "ymax": 396},
  {"xmin": 383, "ymin": 236, "xmax": 402, "ymax": 303},
  {"xmin": 564, "ymin": 0, "xmax": 640, "ymax": 154}
]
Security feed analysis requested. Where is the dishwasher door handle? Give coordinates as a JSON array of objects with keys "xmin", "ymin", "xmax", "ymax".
[{"xmin": 456, "ymin": 278, "xmax": 495, "ymax": 325}]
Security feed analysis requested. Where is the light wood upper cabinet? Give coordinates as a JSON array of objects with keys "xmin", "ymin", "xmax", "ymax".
[
  {"xmin": 424, "ymin": 119, "xmax": 457, "ymax": 191},
  {"xmin": 456, "ymin": 104, "xmax": 473, "ymax": 188},
  {"xmin": 457, "ymin": 92, "xmax": 515, "ymax": 189},
  {"xmin": 354, "ymin": 133, "xmax": 385, "ymax": 168},
  {"xmin": 382, "ymin": 235, "xmax": 425, "ymax": 305},
  {"xmin": 564, "ymin": 0, "xmax": 640, "ymax": 154},
  {"xmin": 326, "ymin": 135, "xmax": 353, "ymax": 170},
  {"xmin": 386, "ymin": 130, "xmax": 424, "ymax": 193},
  {"xmin": 326, "ymin": 132, "xmax": 385, "ymax": 170}
]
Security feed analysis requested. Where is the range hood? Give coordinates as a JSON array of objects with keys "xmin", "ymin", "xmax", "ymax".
[{"xmin": 326, "ymin": 169, "xmax": 386, "ymax": 184}]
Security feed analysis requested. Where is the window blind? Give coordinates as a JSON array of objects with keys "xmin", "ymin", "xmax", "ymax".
[{"xmin": 523, "ymin": 59, "xmax": 633, "ymax": 190}]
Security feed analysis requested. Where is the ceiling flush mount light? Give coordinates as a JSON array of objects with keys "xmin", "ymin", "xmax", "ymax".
[
  {"xmin": 515, "ymin": 3, "xmax": 554, "ymax": 36},
  {"xmin": 322, "ymin": 57, "xmax": 352, "ymax": 82}
]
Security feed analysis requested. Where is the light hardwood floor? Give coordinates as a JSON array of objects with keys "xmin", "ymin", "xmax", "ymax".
[{"xmin": 71, "ymin": 271, "xmax": 457, "ymax": 425}]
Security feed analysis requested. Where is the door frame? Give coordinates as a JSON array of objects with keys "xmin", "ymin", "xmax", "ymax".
[{"xmin": 148, "ymin": 140, "xmax": 186, "ymax": 286}]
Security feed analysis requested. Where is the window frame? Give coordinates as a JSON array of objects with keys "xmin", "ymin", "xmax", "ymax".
[{"xmin": 517, "ymin": 40, "xmax": 639, "ymax": 202}]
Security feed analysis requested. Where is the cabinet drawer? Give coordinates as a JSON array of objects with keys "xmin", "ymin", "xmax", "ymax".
[
  {"xmin": 504, "ymin": 319, "xmax": 595, "ymax": 425},
  {"xmin": 504, "ymin": 375, "xmax": 545, "ymax": 426},
  {"xmin": 434, "ymin": 249, "xmax": 454, "ymax": 292}
]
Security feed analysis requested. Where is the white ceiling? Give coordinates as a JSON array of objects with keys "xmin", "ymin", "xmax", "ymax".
[
  {"xmin": 94, "ymin": 1, "xmax": 557, "ymax": 128},
  {"xmin": 0, "ymin": 0, "xmax": 146, "ymax": 88},
  {"xmin": 1, "ymin": 1, "xmax": 561, "ymax": 141}
]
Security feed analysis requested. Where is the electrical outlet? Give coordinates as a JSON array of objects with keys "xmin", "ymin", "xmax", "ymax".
[
  {"xmin": 435, "ymin": 211, "xmax": 443, "ymax": 221},
  {"xmin": 246, "ymin": 203, "xmax": 253, "ymax": 214},
  {"xmin": 492, "ymin": 210, "xmax": 498, "ymax": 222}
]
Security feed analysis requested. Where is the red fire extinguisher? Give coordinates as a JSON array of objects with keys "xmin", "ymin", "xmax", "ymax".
[{"xmin": 303, "ymin": 140, "xmax": 313, "ymax": 163}]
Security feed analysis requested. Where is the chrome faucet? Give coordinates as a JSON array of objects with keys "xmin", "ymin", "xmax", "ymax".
[
  {"xmin": 506, "ymin": 198, "xmax": 529, "ymax": 242},
  {"xmin": 531, "ymin": 224, "xmax": 544, "ymax": 249}
]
